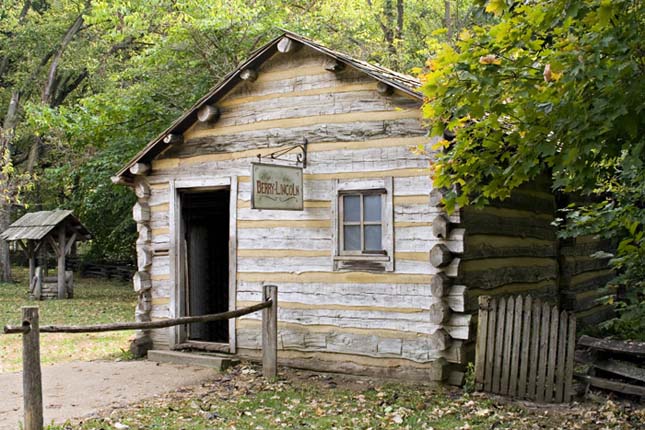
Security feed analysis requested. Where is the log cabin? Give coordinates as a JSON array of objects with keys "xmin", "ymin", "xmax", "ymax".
[{"xmin": 113, "ymin": 32, "xmax": 615, "ymax": 383}]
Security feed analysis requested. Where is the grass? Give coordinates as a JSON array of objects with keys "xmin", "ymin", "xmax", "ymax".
[
  {"xmin": 0, "ymin": 266, "xmax": 137, "ymax": 373},
  {"xmin": 50, "ymin": 364, "xmax": 645, "ymax": 430}
]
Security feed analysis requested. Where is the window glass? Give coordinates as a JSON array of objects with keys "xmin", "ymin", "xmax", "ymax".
[
  {"xmin": 343, "ymin": 195, "xmax": 361, "ymax": 222},
  {"xmin": 344, "ymin": 225, "xmax": 361, "ymax": 250},
  {"xmin": 363, "ymin": 194, "xmax": 381, "ymax": 222},
  {"xmin": 364, "ymin": 225, "xmax": 382, "ymax": 251}
]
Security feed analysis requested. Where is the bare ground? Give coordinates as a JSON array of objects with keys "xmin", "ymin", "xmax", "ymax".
[{"xmin": 0, "ymin": 360, "xmax": 217, "ymax": 430}]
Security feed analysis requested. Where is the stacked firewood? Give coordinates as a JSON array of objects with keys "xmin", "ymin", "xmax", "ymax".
[{"xmin": 575, "ymin": 335, "xmax": 645, "ymax": 401}]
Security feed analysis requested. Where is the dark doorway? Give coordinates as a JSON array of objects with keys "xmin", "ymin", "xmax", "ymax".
[{"xmin": 181, "ymin": 189, "xmax": 230, "ymax": 343}]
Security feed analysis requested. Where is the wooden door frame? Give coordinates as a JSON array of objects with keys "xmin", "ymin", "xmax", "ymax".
[{"xmin": 169, "ymin": 176, "xmax": 238, "ymax": 353}]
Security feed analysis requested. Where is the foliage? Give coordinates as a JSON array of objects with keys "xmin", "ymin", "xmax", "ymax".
[
  {"xmin": 420, "ymin": 0, "xmax": 644, "ymax": 300},
  {"xmin": 48, "ymin": 363, "xmax": 644, "ymax": 430},
  {"xmin": 1, "ymin": 0, "xmax": 474, "ymax": 261},
  {"xmin": 0, "ymin": 267, "xmax": 136, "ymax": 372},
  {"xmin": 463, "ymin": 361, "xmax": 476, "ymax": 393},
  {"xmin": 599, "ymin": 286, "xmax": 645, "ymax": 341}
]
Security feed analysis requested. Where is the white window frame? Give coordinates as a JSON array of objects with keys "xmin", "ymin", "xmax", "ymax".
[{"xmin": 332, "ymin": 177, "xmax": 394, "ymax": 272}]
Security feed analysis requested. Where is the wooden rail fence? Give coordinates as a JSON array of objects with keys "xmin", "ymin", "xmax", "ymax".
[
  {"xmin": 2, "ymin": 284, "xmax": 279, "ymax": 430},
  {"xmin": 475, "ymin": 295, "xmax": 576, "ymax": 403}
]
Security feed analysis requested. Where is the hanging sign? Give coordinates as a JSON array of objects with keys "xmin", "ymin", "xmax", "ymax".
[{"xmin": 251, "ymin": 163, "xmax": 303, "ymax": 210}]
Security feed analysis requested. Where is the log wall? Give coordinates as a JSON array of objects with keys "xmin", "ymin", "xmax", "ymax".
[{"xmin": 142, "ymin": 45, "xmax": 464, "ymax": 380}]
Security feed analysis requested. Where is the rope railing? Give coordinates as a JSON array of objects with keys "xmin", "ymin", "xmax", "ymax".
[{"xmin": 2, "ymin": 284, "xmax": 279, "ymax": 430}]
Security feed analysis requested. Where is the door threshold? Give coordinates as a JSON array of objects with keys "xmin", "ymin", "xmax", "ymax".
[{"xmin": 174, "ymin": 340, "xmax": 231, "ymax": 354}]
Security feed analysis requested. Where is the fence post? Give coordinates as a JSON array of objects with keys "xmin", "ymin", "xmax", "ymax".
[
  {"xmin": 22, "ymin": 306, "xmax": 43, "ymax": 430},
  {"xmin": 262, "ymin": 284, "xmax": 278, "ymax": 379}
]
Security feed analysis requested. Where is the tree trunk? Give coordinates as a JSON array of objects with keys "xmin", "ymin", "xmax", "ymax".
[
  {"xmin": 0, "ymin": 203, "xmax": 11, "ymax": 282},
  {"xmin": 444, "ymin": 1, "xmax": 453, "ymax": 40}
]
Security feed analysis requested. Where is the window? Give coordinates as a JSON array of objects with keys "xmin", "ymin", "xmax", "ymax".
[
  {"xmin": 340, "ymin": 192, "xmax": 384, "ymax": 254},
  {"xmin": 333, "ymin": 177, "xmax": 394, "ymax": 271}
]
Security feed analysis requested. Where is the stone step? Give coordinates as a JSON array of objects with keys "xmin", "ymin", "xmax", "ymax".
[{"xmin": 147, "ymin": 350, "xmax": 239, "ymax": 371}]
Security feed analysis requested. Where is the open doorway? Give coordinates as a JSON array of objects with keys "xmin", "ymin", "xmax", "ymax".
[{"xmin": 181, "ymin": 188, "xmax": 230, "ymax": 343}]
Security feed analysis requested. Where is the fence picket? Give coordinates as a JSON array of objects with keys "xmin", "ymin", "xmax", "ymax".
[
  {"xmin": 492, "ymin": 297, "xmax": 507, "ymax": 394},
  {"xmin": 517, "ymin": 295, "xmax": 532, "ymax": 399},
  {"xmin": 563, "ymin": 314, "xmax": 576, "ymax": 402},
  {"xmin": 500, "ymin": 296, "xmax": 515, "ymax": 395},
  {"xmin": 554, "ymin": 309, "xmax": 568, "ymax": 402},
  {"xmin": 475, "ymin": 296, "xmax": 490, "ymax": 390},
  {"xmin": 536, "ymin": 302, "xmax": 551, "ymax": 402},
  {"xmin": 508, "ymin": 295, "xmax": 523, "ymax": 397},
  {"xmin": 527, "ymin": 299, "xmax": 541, "ymax": 399},
  {"xmin": 484, "ymin": 297, "xmax": 497, "ymax": 393},
  {"xmin": 545, "ymin": 305, "xmax": 559, "ymax": 402}
]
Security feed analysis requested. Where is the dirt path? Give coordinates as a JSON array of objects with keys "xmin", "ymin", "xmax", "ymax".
[{"xmin": 0, "ymin": 360, "xmax": 217, "ymax": 430}]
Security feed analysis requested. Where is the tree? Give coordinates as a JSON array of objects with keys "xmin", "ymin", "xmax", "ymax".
[{"xmin": 420, "ymin": 1, "xmax": 644, "ymax": 288}]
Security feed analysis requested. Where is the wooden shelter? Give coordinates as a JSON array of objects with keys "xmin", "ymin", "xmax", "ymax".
[
  {"xmin": 113, "ymin": 32, "xmax": 615, "ymax": 382},
  {"xmin": 1, "ymin": 210, "xmax": 91, "ymax": 300}
]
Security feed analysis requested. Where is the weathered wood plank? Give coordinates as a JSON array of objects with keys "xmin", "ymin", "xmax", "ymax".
[
  {"xmin": 563, "ymin": 314, "xmax": 576, "ymax": 402},
  {"xmin": 458, "ymin": 258, "xmax": 558, "ymax": 290},
  {"xmin": 536, "ymin": 301, "xmax": 551, "ymax": 402},
  {"xmin": 492, "ymin": 297, "xmax": 506, "ymax": 394},
  {"xmin": 527, "ymin": 299, "xmax": 541, "ymax": 398},
  {"xmin": 500, "ymin": 296, "xmax": 515, "ymax": 395},
  {"xmin": 575, "ymin": 374, "xmax": 645, "ymax": 397},
  {"xmin": 508, "ymin": 295, "xmax": 523, "ymax": 397},
  {"xmin": 545, "ymin": 305, "xmax": 559, "ymax": 402},
  {"xmin": 484, "ymin": 297, "xmax": 497, "ymax": 393},
  {"xmin": 517, "ymin": 295, "xmax": 532, "ymax": 399},
  {"xmin": 475, "ymin": 296, "xmax": 490, "ymax": 391},
  {"xmin": 578, "ymin": 335, "xmax": 645, "ymax": 356},
  {"xmin": 554, "ymin": 310, "xmax": 568, "ymax": 402}
]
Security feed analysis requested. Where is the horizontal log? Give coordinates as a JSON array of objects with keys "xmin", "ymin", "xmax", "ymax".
[
  {"xmin": 461, "ymin": 207, "xmax": 556, "ymax": 240},
  {"xmin": 576, "ymin": 352, "xmax": 645, "ymax": 383},
  {"xmin": 559, "ymin": 270, "xmax": 615, "ymax": 291},
  {"xmin": 560, "ymin": 286, "xmax": 617, "ymax": 312},
  {"xmin": 575, "ymin": 374, "xmax": 645, "ymax": 397},
  {"xmin": 486, "ymin": 189, "xmax": 556, "ymax": 214},
  {"xmin": 163, "ymin": 118, "xmax": 425, "ymax": 159},
  {"xmin": 4, "ymin": 302, "xmax": 271, "ymax": 334},
  {"xmin": 239, "ymin": 68, "xmax": 258, "ymax": 82},
  {"xmin": 559, "ymin": 255, "xmax": 612, "ymax": 277},
  {"xmin": 197, "ymin": 104, "xmax": 220, "ymax": 123},
  {"xmin": 236, "ymin": 322, "xmax": 454, "ymax": 363},
  {"xmin": 277, "ymin": 36, "xmax": 298, "ymax": 53},
  {"xmin": 463, "ymin": 235, "xmax": 557, "ymax": 260},
  {"xmin": 578, "ymin": 335, "xmax": 645, "ymax": 357},
  {"xmin": 163, "ymin": 133, "xmax": 183, "ymax": 145},
  {"xmin": 458, "ymin": 258, "xmax": 558, "ymax": 290},
  {"xmin": 129, "ymin": 162, "xmax": 150, "ymax": 176},
  {"xmin": 323, "ymin": 59, "xmax": 345, "ymax": 72},
  {"xmin": 235, "ymin": 347, "xmax": 449, "ymax": 380},
  {"xmin": 376, "ymin": 81, "xmax": 393, "ymax": 95},
  {"xmin": 430, "ymin": 244, "xmax": 454, "ymax": 268},
  {"xmin": 575, "ymin": 304, "xmax": 615, "ymax": 326}
]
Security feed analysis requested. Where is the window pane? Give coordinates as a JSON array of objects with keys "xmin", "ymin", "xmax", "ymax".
[
  {"xmin": 343, "ymin": 195, "xmax": 360, "ymax": 222},
  {"xmin": 344, "ymin": 225, "xmax": 361, "ymax": 250},
  {"xmin": 364, "ymin": 194, "xmax": 381, "ymax": 222},
  {"xmin": 364, "ymin": 225, "xmax": 382, "ymax": 251}
]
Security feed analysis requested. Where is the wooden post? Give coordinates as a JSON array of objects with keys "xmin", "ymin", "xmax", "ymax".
[
  {"xmin": 57, "ymin": 227, "xmax": 66, "ymax": 299},
  {"xmin": 262, "ymin": 284, "xmax": 278, "ymax": 379},
  {"xmin": 27, "ymin": 241, "xmax": 35, "ymax": 288},
  {"xmin": 22, "ymin": 306, "xmax": 43, "ymax": 430}
]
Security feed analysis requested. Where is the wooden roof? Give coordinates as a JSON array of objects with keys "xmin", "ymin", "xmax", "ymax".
[
  {"xmin": 114, "ymin": 31, "xmax": 423, "ymax": 181},
  {"xmin": 0, "ymin": 210, "xmax": 91, "ymax": 242}
]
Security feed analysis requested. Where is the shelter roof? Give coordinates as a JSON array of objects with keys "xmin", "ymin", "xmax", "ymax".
[
  {"xmin": 0, "ymin": 210, "xmax": 91, "ymax": 242},
  {"xmin": 114, "ymin": 30, "xmax": 423, "ymax": 181}
]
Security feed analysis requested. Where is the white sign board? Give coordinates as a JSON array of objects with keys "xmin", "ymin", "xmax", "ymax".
[{"xmin": 251, "ymin": 163, "xmax": 303, "ymax": 210}]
